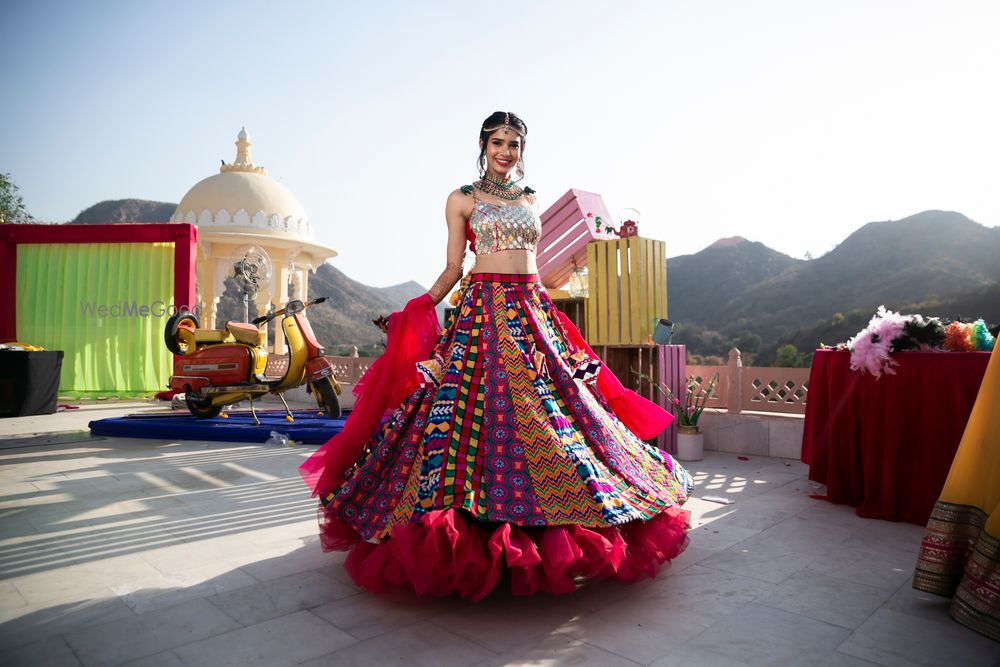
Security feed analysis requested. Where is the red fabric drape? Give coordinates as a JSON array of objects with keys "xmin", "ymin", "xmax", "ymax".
[
  {"xmin": 299, "ymin": 294, "xmax": 439, "ymax": 497},
  {"xmin": 801, "ymin": 350, "xmax": 990, "ymax": 524}
]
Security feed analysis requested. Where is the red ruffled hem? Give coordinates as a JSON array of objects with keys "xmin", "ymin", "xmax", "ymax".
[{"xmin": 324, "ymin": 508, "xmax": 689, "ymax": 601}]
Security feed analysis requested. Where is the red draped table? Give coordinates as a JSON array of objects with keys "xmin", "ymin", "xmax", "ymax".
[{"xmin": 801, "ymin": 349, "xmax": 990, "ymax": 525}]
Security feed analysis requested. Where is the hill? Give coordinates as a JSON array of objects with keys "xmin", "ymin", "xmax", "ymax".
[
  {"xmin": 667, "ymin": 237, "xmax": 802, "ymax": 331},
  {"xmin": 667, "ymin": 211, "xmax": 1000, "ymax": 361},
  {"xmin": 69, "ymin": 199, "xmax": 176, "ymax": 224},
  {"xmin": 215, "ymin": 262, "xmax": 429, "ymax": 356},
  {"xmin": 306, "ymin": 263, "xmax": 430, "ymax": 355}
]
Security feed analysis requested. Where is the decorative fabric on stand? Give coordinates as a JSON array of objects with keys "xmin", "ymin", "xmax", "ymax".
[{"xmin": 16, "ymin": 242, "xmax": 175, "ymax": 396}]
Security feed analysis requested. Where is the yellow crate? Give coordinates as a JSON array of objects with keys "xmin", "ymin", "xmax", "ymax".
[{"xmin": 585, "ymin": 236, "xmax": 667, "ymax": 346}]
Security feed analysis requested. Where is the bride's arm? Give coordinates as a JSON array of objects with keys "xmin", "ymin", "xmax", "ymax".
[{"xmin": 426, "ymin": 190, "xmax": 470, "ymax": 305}]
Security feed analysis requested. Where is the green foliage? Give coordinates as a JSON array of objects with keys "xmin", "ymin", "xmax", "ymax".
[
  {"xmin": 754, "ymin": 284, "xmax": 1000, "ymax": 365},
  {"xmin": 0, "ymin": 173, "xmax": 36, "ymax": 224},
  {"xmin": 731, "ymin": 330, "xmax": 762, "ymax": 354},
  {"xmin": 775, "ymin": 344, "xmax": 809, "ymax": 367},
  {"xmin": 672, "ymin": 322, "xmax": 730, "ymax": 358}
]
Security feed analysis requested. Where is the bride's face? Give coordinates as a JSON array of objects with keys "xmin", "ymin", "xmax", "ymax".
[{"xmin": 481, "ymin": 128, "xmax": 522, "ymax": 179}]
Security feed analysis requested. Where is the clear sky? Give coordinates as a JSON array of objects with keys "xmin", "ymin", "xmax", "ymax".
[{"xmin": 3, "ymin": 0, "xmax": 998, "ymax": 289}]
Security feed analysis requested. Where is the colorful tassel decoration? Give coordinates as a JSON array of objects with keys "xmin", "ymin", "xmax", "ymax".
[
  {"xmin": 970, "ymin": 319, "xmax": 996, "ymax": 351},
  {"xmin": 943, "ymin": 321, "xmax": 975, "ymax": 352}
]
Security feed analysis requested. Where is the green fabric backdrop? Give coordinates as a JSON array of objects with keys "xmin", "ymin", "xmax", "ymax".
[{"xmin": 16, "ymin": 242, "xmax": 175, "ymax": 397}]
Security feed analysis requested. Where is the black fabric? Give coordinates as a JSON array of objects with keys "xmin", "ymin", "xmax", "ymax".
[{"xmin": 0, "ymin": 351, "xmax": 63, "ymax": 417}]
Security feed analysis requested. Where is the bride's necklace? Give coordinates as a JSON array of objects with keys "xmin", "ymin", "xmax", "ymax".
[{"xmin": 475, "ymin": 171, "xmax": 524, "ymax": 201}]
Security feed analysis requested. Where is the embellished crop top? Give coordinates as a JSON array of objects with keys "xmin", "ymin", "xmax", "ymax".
[{"xmin": 466, "ymin": 200, "xmax": 542, "ymax": 256}]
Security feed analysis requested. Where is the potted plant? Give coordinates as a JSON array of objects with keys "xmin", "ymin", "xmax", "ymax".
[{"xmin": 654, "ymin": 374, "xmax": 719, "ymax": 461}]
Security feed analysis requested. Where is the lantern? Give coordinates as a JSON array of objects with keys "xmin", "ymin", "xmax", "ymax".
[{"xmin": 568, "ymin": 262, "xmax": 589, "ymax": 298}]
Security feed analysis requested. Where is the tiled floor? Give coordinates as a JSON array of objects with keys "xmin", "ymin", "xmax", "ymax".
[{"xmin": 1, "ymin": 403, "xmax": 998, "ymax": 666}]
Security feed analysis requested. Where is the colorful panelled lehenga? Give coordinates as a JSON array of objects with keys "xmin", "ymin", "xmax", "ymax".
[
  {"xmin": 300, "ymin": 198, "xmax": 692, "ymax": 600},
  {"xmin": 913, "ymin": 338, "xmax": 1000, "ymax": 640}
]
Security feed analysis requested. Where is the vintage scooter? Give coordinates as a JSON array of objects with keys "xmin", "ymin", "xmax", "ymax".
[{"xmin": 163, "ymin": 297, "xmax": 341, "ymax": 424}]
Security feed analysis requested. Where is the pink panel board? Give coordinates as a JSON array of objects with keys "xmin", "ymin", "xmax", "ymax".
[
  {"xmin": 655, "ymin": 344, "xmax": 687, "ymax": 456},
  {"xmin": 537, "ymin": 189, "xmax": 616, "ymax": 289}
]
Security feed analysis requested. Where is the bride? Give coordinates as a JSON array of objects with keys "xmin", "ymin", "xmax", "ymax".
[{"xmin": 300, "ymin": 111, "xmax": 692, "ymax": 600}]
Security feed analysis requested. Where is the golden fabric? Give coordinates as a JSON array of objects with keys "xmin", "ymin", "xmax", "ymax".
[{"xmin": 913, "ymin": 338, "xmax": 1000, "ymax": 641}]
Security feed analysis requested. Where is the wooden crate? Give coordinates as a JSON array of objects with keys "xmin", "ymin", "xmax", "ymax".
[
  {"xmin": 537, "ymin": 189, "xmax": 616, "ymax": 289},
  {"xmin": 586, "ymin": 236, "xmax": 667, "ymax": 346},
  {"xmin": 596, "ymin": 343, "xmax": 687, "ymax": 454}
]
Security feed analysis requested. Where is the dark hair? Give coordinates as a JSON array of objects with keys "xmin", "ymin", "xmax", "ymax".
[{"xmin": 477, "ymin": 111, "xmax": 528, "ymax": 177}]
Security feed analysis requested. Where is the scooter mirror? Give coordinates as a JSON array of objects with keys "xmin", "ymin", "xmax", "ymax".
[{"xmin": 286, "ymin": 300, "xmax": 305, "ymax": 314}]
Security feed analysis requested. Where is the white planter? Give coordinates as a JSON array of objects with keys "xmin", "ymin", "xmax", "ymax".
[{"xmin": 676, "ymin": 428, "xmax": 704, "ymax": 461}]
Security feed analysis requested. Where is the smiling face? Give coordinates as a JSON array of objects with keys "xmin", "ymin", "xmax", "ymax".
[{"xmin": 480, "ymin": 128, "xmax": 522, "ymax": 181}]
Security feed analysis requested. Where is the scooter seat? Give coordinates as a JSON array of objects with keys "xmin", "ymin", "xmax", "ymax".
[
  {"xmin": 192, "ymin": 329, "xmax": 232, "ymax": 343},
  {"xmin": 226, "ymin": 321, "xmax": 265, "ymax": 345}
]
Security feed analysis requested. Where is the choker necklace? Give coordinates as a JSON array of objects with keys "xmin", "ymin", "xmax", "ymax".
[{"xmin": 475, "ymin": 171, "xmax": 524, "ymax": 201}]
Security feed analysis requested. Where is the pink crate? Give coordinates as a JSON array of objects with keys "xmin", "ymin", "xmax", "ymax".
[{"xmin": 537, "ymin": 189, "xmax": 615, "ymax": 289}]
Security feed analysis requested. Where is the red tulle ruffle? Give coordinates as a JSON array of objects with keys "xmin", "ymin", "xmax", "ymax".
[{"xmin": 331, "ymin": 508, "xmax": 689, "ymax": 601}]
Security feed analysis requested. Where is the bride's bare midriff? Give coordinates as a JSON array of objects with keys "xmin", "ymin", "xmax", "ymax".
[{"xmin": 471, "ymin": 248, "xmax": 538, "ymax": 275}]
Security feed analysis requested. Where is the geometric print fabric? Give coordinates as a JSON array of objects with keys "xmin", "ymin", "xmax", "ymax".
[{"xmin": 327, "ymin": 273, "xmax": 692, "ymax": 542}]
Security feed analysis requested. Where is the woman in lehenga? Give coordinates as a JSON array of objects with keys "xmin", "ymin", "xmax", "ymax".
[{"xmin": 300, "ymin": 111, "xmax": 693, "ymax": 600}]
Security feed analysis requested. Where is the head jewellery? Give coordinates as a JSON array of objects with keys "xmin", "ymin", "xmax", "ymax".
[{"xmin": 483, "ymin": 112, "xmax": 525, "ymax": 137}]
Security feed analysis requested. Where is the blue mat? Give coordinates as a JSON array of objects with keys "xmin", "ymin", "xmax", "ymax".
[{"xmin": 89, "ymin": 410, "xmax": 347, "ymax": 444}]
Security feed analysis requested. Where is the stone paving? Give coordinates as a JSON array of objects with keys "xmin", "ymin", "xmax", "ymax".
[{"xmin": 1, "ymin": 402, "xmax": 998, "ymax": 666}]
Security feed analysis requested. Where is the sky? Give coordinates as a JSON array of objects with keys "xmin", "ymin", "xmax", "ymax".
[{"xmin": 3, "ymin": 0, "xmax": 998, "ymax": 289}]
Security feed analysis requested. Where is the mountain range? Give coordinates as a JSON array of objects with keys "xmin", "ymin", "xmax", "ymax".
[
  {"xmin": 667, "ymin": 210, "xmax": 1000, "ymax": 363},
  {"xmin": 64, "ymin": 200, "xmax": 1000, "ymax": 363}
]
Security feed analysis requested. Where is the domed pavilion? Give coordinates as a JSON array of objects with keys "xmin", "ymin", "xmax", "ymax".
[{"xmin": 172, "ymin": 128, "xmax": 337, "ymax": 352}]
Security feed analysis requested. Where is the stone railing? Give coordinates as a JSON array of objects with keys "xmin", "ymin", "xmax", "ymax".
[
  {"xmin": 326, "ymin": 355, "xmax": 377, "ymax": 385},
  {"xmin": 265, "ymin": 354, "xmax": 376, "ymax": 386},
  {"xmin": 687, "ymin": 348, "xmax": 810, "ymax": 415},
  {"xmin": 313, "ymin": 349, "xmax": 810, "ymax": 418}
]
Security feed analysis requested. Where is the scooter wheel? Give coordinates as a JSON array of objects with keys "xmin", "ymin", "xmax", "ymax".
[
  {"xmin": 164, "ymin": 311, "xmax": 200, "ymax": 356},
  {"xmin": 185, "ymin": 393, "xmax": 222, "ymax": 420},
  {"xmin": 313, "ymin": 378, "xmax": 342, "ymax": 420}
]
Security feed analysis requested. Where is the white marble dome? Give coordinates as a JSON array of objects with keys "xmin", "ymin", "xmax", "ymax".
[{"xmin": 171, "ymin": 128, "xmax": 313, "ymax": 240}]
